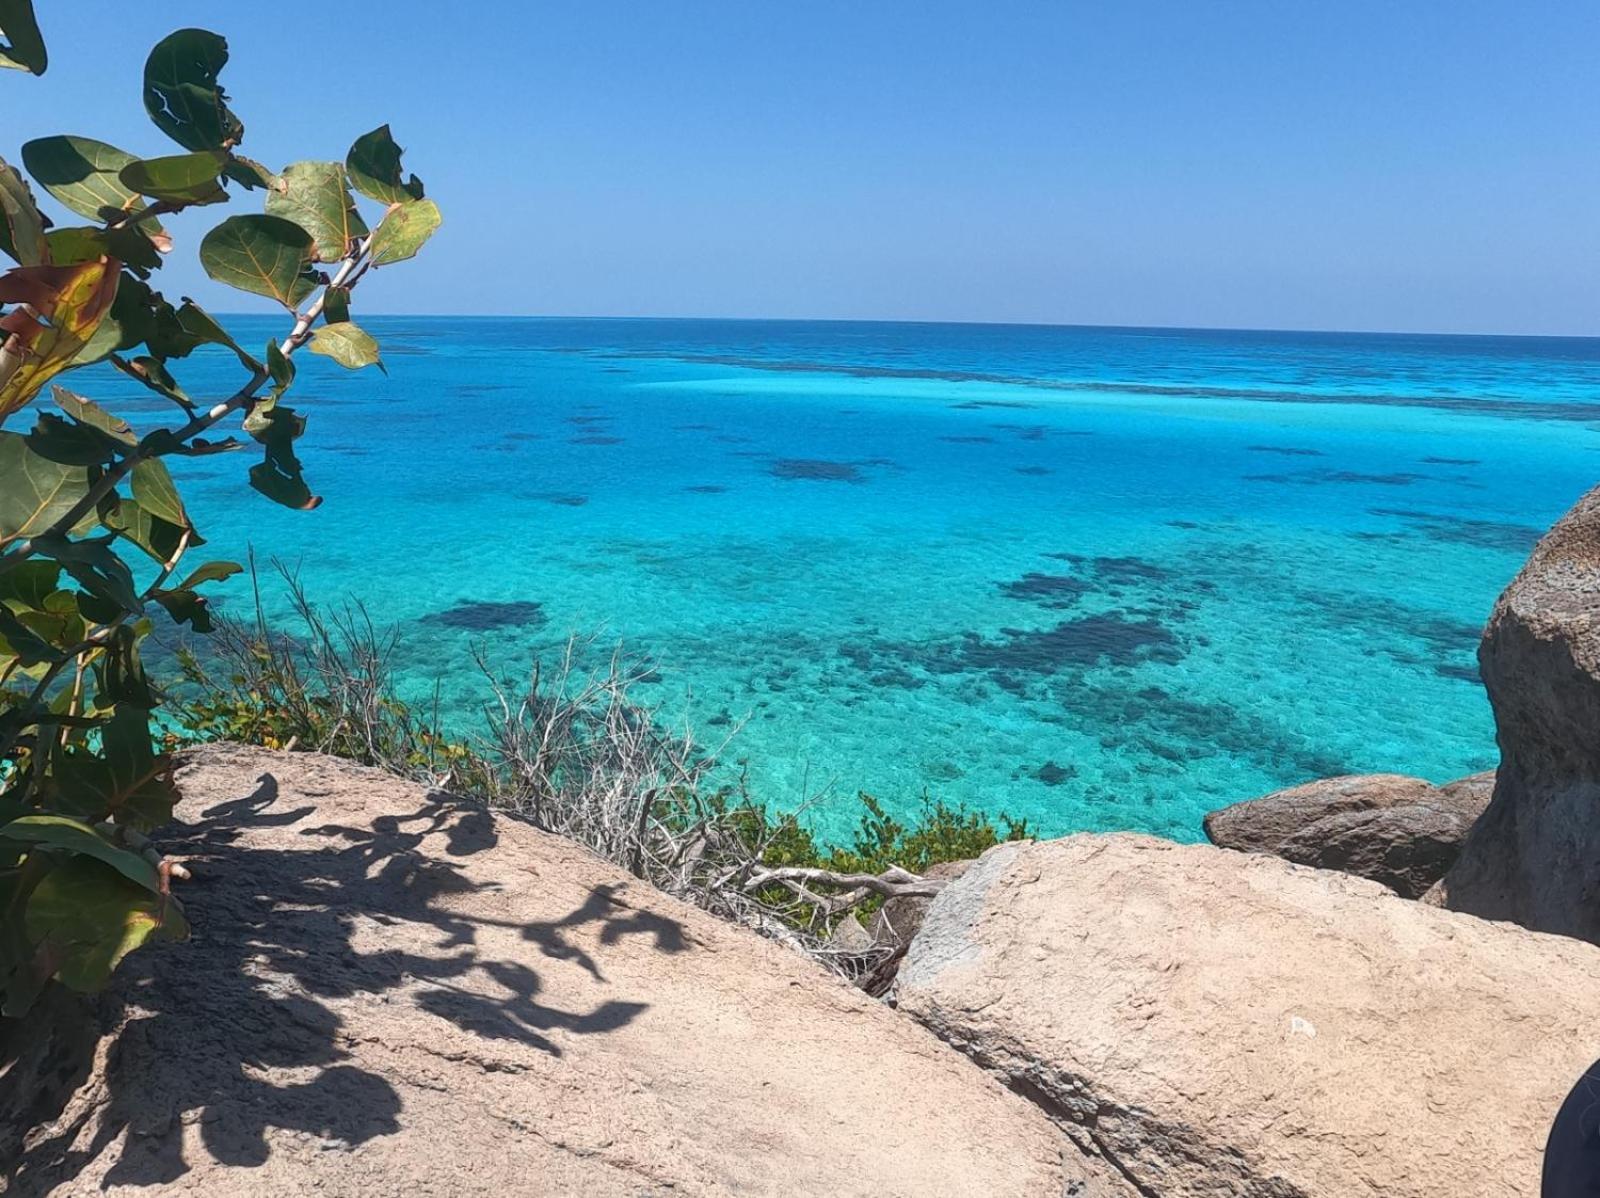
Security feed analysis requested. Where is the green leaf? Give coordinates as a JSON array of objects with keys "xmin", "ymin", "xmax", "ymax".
[
  {"xmin": 25, "ymin": 856, "xmax": 187, "ymax": 993},
  {"xmin": 223, "ymin": 154, "xmax": 273, "ymax": 190},
  {"xmin": 130, "ymin": 458, "xmax": 186, "ymax": 529},
  {"xmin": 346, "ymin": 125, "xmax": 425, "ymax": 205},
  {"xmin": 266, "ymin": 339, "xmax": 295, "ymax": 399},
  {"xmin": 199, "ymin": 215, "xmax": 317, "ymax": 308},
  {"xmin": 0, "ymin": 0, "xmax": 46, "ymax": 74},
  {"xmin": 94, "ymin": 641, "xmax": 161, "ymax": 736},
  {"xmin": 0, "ymin": 431, "xmax": 89, "ymax": 544},
  {"xmin": 174, "ymin": 300, "xmax": 262, "ymax": 374},
  {"xmin": 1, "ymin": 815, "xmax": 162, "ymax": 893},
  {"xmin": 20, "ymin": 136, "xmax": 164, "ymax": 230},
  {"xmin": 0, "ymin": 559, "xmax": 60, "ymax": 609},
  {"xmin": 369, "ymin": 198, "xmax": 442, "ymax": 267},
  {"xmin": 0, "ymin": 603, "xmax": 63, "ymax": 665},
  {"xmin": 33, "ymin": 535, "xmax": 141, "ymax": 614},
  {"xmin": 119, "ymin": 150, "xmax": 228, "ymax": 206},
  {"xmin": 0, "ymin": 156, "xmax": 47, "ymax": 265},
  {"xmin": 149, "ymin": 587, "xmax": 213, "ymax": 632},
  {"xmin": 53, "ymin": 388, "xmax": 135, "ymax": 447},
  {"xmin": 177, "ymin": 560, "xmax": 241, "ymax": 589},
  {"xmin": 24, "ymin": 412, "xmax": 121, "ymax": 466},
  {"xmin": 101, "ymin": 495, "xmax": 186, "ymax": 565},
  {"xmin": 246, "ymin": 404, "xmax": 319, "ymax": 510},
  {"xmin": 309, "ymin": 322, "xmax": 384, "ymax": 372},
  {"xmin": 265, "ymin": 161, "xmax": 368, "ymax": 264},
  {"xmin": 322, "ymin": 285, "xmax": 351, "ymax": 324},
  {"xmin": 249, "ymin": 460, "xmax": 320, "ymax": 511},
  {"xmin": 112, "ymin": 355, "xmax": 191, "ymax": 408},
  {"xmin": 142, "ymin": 28, "xmax": 243, "ymax": 152}
]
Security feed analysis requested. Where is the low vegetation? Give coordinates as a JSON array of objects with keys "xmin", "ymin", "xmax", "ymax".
[{"xmin": 173, "ymin": 562, "xmax": 1028, "ymax": 979}]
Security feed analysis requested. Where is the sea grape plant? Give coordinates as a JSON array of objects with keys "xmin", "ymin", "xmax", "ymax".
[{"xmin": 0, "ymin": 8, "xmax": 441, "ymax": 1015}]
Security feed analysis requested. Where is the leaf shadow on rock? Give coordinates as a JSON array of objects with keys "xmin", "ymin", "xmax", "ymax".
[{"xmin": 1, "ymin": 767, "xmax": 680, "ymax": 1193}]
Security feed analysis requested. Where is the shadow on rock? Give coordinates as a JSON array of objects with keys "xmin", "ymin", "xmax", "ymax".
[{"xmin": 1, "ymin": 765, "xmax": 677, "ymax": 1194}]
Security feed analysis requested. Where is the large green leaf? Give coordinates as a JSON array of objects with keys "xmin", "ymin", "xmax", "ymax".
[
  {"xmin": 20, "ymin": 136, "xmax": 164, "ymax": 232},
  {"xmin": 265, "ymin": 339, "xmax": 295, "ymax": 399},
  {"xmin": 1, "ymin": 815, "xmax": 162, "ymax": 893},
  {"xmin": 309, "ymin": 322, "xmax": 384, "ymax": 372},
  {"xmin": 199, "ymin": 215, "xmax": 316, "ymax": 308},
  {"xmin": 33, "ymin": 535, "xmax": 141, "ymax": 615},
  {"xmin": 345, "ymin": 125, "xmax": 424, "ymax": 205},
  {"xmin": 266, "ymin": 161, "xmax": 368, "ymax": 263},
  {"xmin": 101, "ymin": 495, "xmax": 186, "ymax": 565},
  {"xmin": 0, "ymin": 559, "xmax": 60, "ymax": 609},
  {"xmin": 25, "ymin": 856, "xmax": 187, "ymax": 993},
  {"xmin": 0, "ymin": 157, "xmax": 46, "ymax": 266},
  {"xmin": 173, "ymin": 300, "xmax": 263, "ymax": 373},
  {"xmin": 23, "ymin": 412, "xmax": 121, "ymax": 466},
  {"xmin": 130, "ymin": 458, "xmax": 187, "ymax": 529},
  {"xmin": 142, "ymin": 28, "xmax": 243, "ymax": 152},
  {"xmin": 0, "ymin": 432, "xmax": 89, "ymax": 543},
  {"xmin": 0, "ymin": 0, "xmax": 46, "ymax": 74},
  {"xmin": 54, "ymin": 388, "xmax": 135, "ymax": 447},
  {"xmin": 119, "ymin": 150, "xmax": 228, "ymax": 206},
  {"xmin": 369, "ymin": 198, "xmax": 442, "ymax": 267}
]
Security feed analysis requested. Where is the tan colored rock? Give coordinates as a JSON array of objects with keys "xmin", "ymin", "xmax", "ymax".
[
  {"xmin": 896, "ymin": 833, "xmax": 1600, "ymax": 1198},
  {"xmin": 0, "ymin": 745, "xmax": 1121, "ymax": 1197},
  {"xmin": 1430, "ymin": 486, "xmax": 1600, "ymax": 941},
  {"xmin": 1205, "ymin": 772, "xmax": 1491, "ymax": 897},
  {"xmin": 1204, "ymin": 773, "xmax": 1438, "ymax": 848}
]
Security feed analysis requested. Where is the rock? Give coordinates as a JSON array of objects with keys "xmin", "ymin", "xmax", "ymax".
[
  {"xmin": 827, "ymin": 911, "xmax": 874, "ymax": 953},
  {"xmin": 896, "ymin": 833, "xmax": 1600, "ymax": 1198},
  {"xmin": 853, "ymin": 860, "xmax": 977, "ymax": 999},
  {"xmin": 1430, "ymin": 489, "xmax": 1600, "ymax": 941},
  {"xmin": 868, "ymin": 859, "xmax": 973, "ymax": 952},
  {"xmin": 1204, "ymin": 772, "xmax": 1492, "ymax": 897},
  {"xmin": 1203, "ymin": 772, "xmax": 1437, "ymax": 849},
  {"xmin": 1439, "ymin": 768, "xmax": 1497, "ymax": 811},
  {"xmin": 0, "ymin": 745, "xmax": 1121, "ymax": 1197}
]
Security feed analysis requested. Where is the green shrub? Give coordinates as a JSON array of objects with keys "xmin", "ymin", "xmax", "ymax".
[{"xmin": 0, "ymin": 8, "xmax": 439, "ymax": 1014}]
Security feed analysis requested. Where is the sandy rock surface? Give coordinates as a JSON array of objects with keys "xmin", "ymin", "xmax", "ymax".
[
  {"xmin": 1, "ymin": 745, "xmax": 1119, "ymax": 1197},
  {"xmin": 897, "ymin": 833, "xmax": 1600, "ymax": 1198}
]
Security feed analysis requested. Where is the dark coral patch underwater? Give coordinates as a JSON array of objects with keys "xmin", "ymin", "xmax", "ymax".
[
  {"xmin": 770, "ymin": 459, "xmax": 865, "ymax": 482},
  {"xmin": 422, "ymin": 600, "xmax": 547, "ymax": 631},
  {"xmin": 1367, "ymin": 508, "xmax": 1541, "ymax": 553}
]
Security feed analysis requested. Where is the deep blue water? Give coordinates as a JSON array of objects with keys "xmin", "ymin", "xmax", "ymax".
[{"xmin": 95, "ymin": 318, "xmax": 1600, "ymax": 840}]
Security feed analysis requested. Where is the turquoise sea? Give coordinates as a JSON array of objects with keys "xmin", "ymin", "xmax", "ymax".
[{"xmin": 106, "ymin": 318, "xmax": 1600, "ymax": 841}]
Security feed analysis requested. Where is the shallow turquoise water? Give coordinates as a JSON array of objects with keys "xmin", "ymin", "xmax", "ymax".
[{"xmin": 100, "ymin": 319, "xmax": 1600, "ymax": 840}]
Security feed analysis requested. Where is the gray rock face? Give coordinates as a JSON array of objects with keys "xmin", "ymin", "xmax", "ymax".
[
  {"xmin": 1204, "ymin": 772, "xmax": 1492, "ymax": 897},
  {"xmin": 897, "ymin": 833, "xmax": 1600, "ymax": 1198},
  {"xmin": 0, "ymin": 745, "xmax": 1119, "ymax": 1198},
  {"xmin": 1429, "ymin": 486, "xmax": 1600, "ymax": 941}
]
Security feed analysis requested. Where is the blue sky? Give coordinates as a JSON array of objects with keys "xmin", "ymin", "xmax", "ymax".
[{"xmin": 7, "ymin": 1, "xmax": 1598, "ymax": 334}]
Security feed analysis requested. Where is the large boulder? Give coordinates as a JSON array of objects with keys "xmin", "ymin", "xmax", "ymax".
[
  {"xmin": 1204, "ymin": 772, "xmax": 1493, "ymax": 898},
  {"xmin": 0, "ymin": 745, "xmax": 1123, "ymax": 1197},
  {"xmin": 895, "ymin": 833, "xmax": 1600, "ymax": 1198},
  {"xmin": 1429, "ymin": 485, "xmax": 1600, "ymax": 941}
]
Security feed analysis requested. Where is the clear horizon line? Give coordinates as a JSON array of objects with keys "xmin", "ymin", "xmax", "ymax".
[{"xmin": 213, "ymin": 309, "xmax": 1600, "ymax": 342}]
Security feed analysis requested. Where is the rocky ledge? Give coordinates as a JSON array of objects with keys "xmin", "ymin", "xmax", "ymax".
[
  {"xmin": 896, "ymin": 833, "xmax": 1600, "ymax": 1198},
  {"xmin": 0, "ymin": 744, "xmax": 1119, "ymax": 1198}
]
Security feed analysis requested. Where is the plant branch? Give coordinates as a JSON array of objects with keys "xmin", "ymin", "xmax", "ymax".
[{"xmin": 0, "ymin": 240, "xmax": 374, "ymax": 570}]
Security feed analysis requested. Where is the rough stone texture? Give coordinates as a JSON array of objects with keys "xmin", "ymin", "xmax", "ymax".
[
  {"xmin": 1204, "ymin": 772, "xmax": 1491, "ymax": 897},
  {"xmin": 1438, "ymin": 768, "xmax": 1497, "ymax": 812},
  {"xmin": 0, "ymin": 745, "xmax": 1121, "ymax": 1197},
  {"xmin": 1429, "ymin": 486, "xmax": 1600, "ymax": 940},
  {"xmin": 896, "ymin": 833, "xmax": 1600, "ymax": 1198},
  {"xmin": 868, "ymin": 860, "xmax": 973, "ymax": 952}
]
